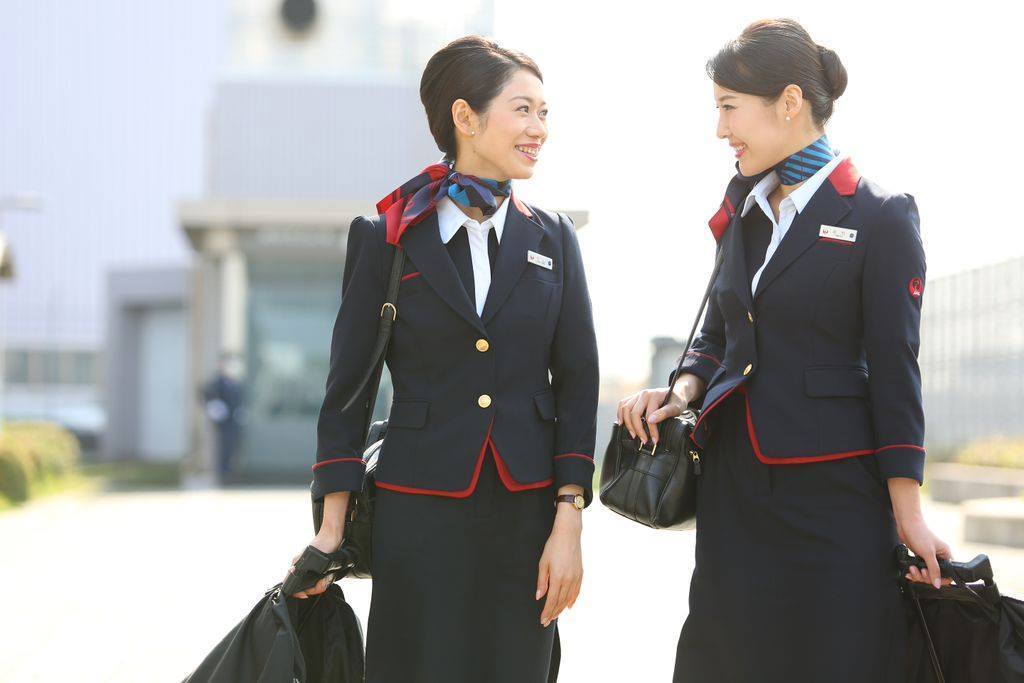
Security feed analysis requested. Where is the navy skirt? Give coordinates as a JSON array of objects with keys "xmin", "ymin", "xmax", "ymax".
[
  {"xmin": 673, "ymin": 392, "xmax": 908, "ymax": 682},
  {"xmin": 365, "ymin": 451, "xmax": 558, "ymax": 683}
]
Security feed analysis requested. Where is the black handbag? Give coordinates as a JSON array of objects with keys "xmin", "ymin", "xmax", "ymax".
[
  {"xmin": 310, "ymin": 242, "xmax": 406, "ymax": 579},
  {"xmin": 598, "ymin": 243, "xmax": 726, "ymax": 529}
]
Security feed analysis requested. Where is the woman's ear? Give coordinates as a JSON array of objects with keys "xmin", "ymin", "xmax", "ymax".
[
  {"xmin": 780, "ymin": 83, "xmax": 804, "ymax": 121},
  {"xmin": 451, "ymin": 98, "xmax": 476, "ymax": 137}
]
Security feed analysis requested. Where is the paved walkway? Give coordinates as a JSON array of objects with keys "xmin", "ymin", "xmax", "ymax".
[{"xmin": 1, "ymin": 486, "xmax": 1022, "ymax": 682}]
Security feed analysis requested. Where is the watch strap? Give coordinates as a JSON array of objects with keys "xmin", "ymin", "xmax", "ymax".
[{"xmin": 554, "ymin": 493, "xmax": 584, "ymax": 509}]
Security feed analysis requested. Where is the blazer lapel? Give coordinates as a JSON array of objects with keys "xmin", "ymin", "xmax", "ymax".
[
  {"xmin": 481, "ymin": 196, "xmax": 548, "ymax": 325},
  {"xmin": 723, "ymin": 208, "xmax": 754, "ymax": 312},
  {"xmin": 399, "ymin": 211, "xmax": 487, "ymax": 335},
  {"xmin": 708, "ymin": 170, "xmax": 767, "ymax": 312},
  {"xmin": 753, "ymin": 180, "xmax": 852, "ymax": 300}
]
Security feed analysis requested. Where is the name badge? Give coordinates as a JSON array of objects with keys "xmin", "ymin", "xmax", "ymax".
[
  {"xmin": 819, "ymin": 224, "xmax": 857, "ymax": 243},
  {"xmin": 527, "ymin": 250, "xmax": 553, "ymax": 270}
]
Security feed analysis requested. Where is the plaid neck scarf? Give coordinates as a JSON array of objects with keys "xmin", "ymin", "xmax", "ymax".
[{"xmin": 376, "ymin": 163, "xmax": 513, "ymax": 246}]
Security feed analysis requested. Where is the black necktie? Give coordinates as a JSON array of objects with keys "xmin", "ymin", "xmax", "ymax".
[
  {"xmin": 488, "ymin": 224, "xmax": 499, "ymax": 270},
  {"xmin": 445, "ymin": 224, "xmax": 501, "ymax": 306},
  {"xmin": 743, "ymin": 208, "xmax": 772, "ymax": 285}
]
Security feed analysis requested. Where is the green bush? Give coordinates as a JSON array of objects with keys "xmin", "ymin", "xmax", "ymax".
[
  {"xmin": 0, "ymin": 442, "xmax": 32, "ymax": 502},
  {"xmin": 0, "ymin": 422, "xmax": 81, "ymax": 504},
  {"xmin": 954, "ymin": 436, "xmax": 1024, "ymax": 469}
]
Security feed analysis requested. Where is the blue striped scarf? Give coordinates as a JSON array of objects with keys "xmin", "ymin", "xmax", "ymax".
[{"xmin": 775, "ymin": 135, "xmax": 836, "ymax": 186}]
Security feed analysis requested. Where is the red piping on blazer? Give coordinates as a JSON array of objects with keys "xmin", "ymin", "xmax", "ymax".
[
  {"xmin": 374, "ymin": 417, "xmax": 554, "ymax": 497},
  {"xmin": 490, "ymin": 437, "xmax": 554, "ymax": 491},
  {"xmin": 827, "ymin": 157, "xmax": 860, "ymax": 196},
  {"xmin": 554, "ymin": 453, "xmax": 594, "ymax": 462},
  {"xmin": 512, "ymin": 193, "xmax": 534, "ymax": 218},
  {"xmin": 685, "ymin": 350, "xmax": 723, "ymax": 367},
  {"xmin": 312, "ymin": 456, "xmax": 364, "ymax": 470},
  {"xmin": 694, "ymin": 383, "xmax": 923, "ymax": 464},
  {"xmin": 708, "ymin": 195, "xmax": 735, "ymax": 243},
  {"xmin": 692, "ymin": 382, "xmax": 742, "ymax": 433}
]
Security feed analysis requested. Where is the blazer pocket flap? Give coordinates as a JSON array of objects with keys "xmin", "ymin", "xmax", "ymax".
[
  {"xmin": 388, "ymin": 399, "xmax": 429, "ymax": 428},
  {"xmin": 804, "ymin": 367, "xmax": 869, "ymax": 398},
  {"xmin": 533, "ymin": 390, "xmax": 557, "ymax": 421}
]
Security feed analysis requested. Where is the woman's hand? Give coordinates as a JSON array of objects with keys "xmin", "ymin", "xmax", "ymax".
[
  {"xmin": 536, "ymin": 502, "xmax": 583, "ymax": 627},
  {"xmin": 617, "ymin": 373, "xmax": 704, "ymax": 445},
  {"xmin": 287, "ymin": 525, "xmax": 345, "ymax": 598},
  {"xmin": 288, "ymin": 491, "xmax": 350, "ymax": 598},
  {"xmin": 889, "ymin": 477, "xmax": 953, "ymax": 589}
]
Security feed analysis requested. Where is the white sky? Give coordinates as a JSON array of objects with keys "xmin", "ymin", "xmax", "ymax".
[{"xmin": 481, "ymin": 0, "xmax": 1024, "ymax": 382}]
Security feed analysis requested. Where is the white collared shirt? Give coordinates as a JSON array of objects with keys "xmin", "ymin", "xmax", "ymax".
[
  {"xmin": 741, "ymin": 152, "xmax": 847, "ymax": 296},
  {"xmin": 436, "ymin": 194, "xmax": 510, "ymax": 316}
]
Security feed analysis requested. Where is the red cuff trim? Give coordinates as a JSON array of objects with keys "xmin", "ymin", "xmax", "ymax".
[
  {"xmin": 554, "ymin": 453, "xmax": 594, "ymax": 462},
  {"xmin": 685, "ymin": 350, "xmax": 722, "ymax": 367},
  {"xmin": 401, "ymin": 271, "xmax": 422, "ymax": 282},
  {"xmin": 876, "ymin": 444, "xmax": 926, "ymax": 453},
  {"xmin": 312, "ymin": 457, "xmax": 364, "ymax": 471}
]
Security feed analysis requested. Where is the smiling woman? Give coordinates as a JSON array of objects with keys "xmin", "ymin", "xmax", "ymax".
[
  {"xmin": 615, "ymin": 17, "xmax": 950, "ymax": 683},
  {"xmin": 420, "ymin": 35, "xmax": 548, "ymax": 183},
  {"xmin": 292, "ymin": 34, "xmax": 599, "ymax": 683}
]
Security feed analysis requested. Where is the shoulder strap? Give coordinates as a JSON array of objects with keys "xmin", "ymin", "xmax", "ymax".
[
  {"xmin": 659, "ymin": 244, "xmax": 726, "ymax": 410},
  {"xmin": 659, "ymin": 174, "xmax": 759, "ymax": 410},
  {"xmin": 341, "ymin": 243, "xmax": 406, "ymax": 443}
]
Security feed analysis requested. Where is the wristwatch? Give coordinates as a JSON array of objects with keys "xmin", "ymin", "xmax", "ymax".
[{"xmin": 555, "ymin": 493, "xmax": 585, "ymax": 510}]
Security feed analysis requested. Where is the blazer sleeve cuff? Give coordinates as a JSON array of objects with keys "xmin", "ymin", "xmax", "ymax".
[
  {"xmin": 671, "ymin": 350, "xmax": 722, "ymax": 387},
  {"xmin": 875, "ymin": 445, "xmax": 926, "ymax": 484},
  {"xmin": 311, "ymin": 456, "xmax": 366, "ymax": 501},
  {"xmin": 554, "ymin": 453, "xmax": 596, "ymax": 507}
]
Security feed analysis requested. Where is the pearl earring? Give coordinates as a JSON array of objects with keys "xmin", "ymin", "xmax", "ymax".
[
  {"xmin": 785, "ymin": 116, "xmax": 791, "ymax": 122},
  {"xmin": 471, "ymin": 131, "xmax": 476, "ymax": 136}
]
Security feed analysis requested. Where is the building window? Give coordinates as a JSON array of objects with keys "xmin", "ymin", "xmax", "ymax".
[{"xmin": 3, "ymin": 349, "xmax": 98, "ymax": 385}]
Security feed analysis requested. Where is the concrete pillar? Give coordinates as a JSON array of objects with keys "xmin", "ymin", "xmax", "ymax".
[
  {"xmin": 182, "ymin": 227, "xmax": 248, "ymax": 487},
  {"xmin": 220, "ymin": 247, "xmax": 248, "ymax": 363}
]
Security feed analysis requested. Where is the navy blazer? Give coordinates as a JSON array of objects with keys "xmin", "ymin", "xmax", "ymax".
[
  {"xmin": 312, "ymin": 194, "xmax": 600, "ymax": 504},
  {"xmin": 673, "ymin": 159, "xmax": 928, "ymax": 483}
]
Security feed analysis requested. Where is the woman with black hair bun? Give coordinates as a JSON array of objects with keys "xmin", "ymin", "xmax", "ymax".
[
  {"xmin": 290, "ymin": 35, "xmax": 599, "ymax": 683},
  {"xmin": 619, "ymin": 18, "xmax": 951, "ymax": 682}
]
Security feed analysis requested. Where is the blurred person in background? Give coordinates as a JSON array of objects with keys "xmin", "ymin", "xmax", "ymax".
[
  {"xmin": 619, "ymin": 18, "xmax": 951, "ymax": 682},
  {"xmin": 288, "ymin": 36, "xmax": 599, "ymax": 683},
  {"xmin": 201, "ymin": 352, "xmax": 246, "ymax": 485}
]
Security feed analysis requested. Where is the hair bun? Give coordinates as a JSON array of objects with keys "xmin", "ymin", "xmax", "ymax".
[{"xmin": 817, "ymin": 44, "xmax": 848, "ymax": 100}]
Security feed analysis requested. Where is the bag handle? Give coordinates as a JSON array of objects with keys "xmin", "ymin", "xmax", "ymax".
[{"xmin": 341, "ymin": 242, "xmax": 406, "ymax": 446}]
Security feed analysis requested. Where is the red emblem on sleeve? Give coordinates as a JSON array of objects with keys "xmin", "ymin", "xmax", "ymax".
[{"xmin": 908, "ymin": 277, "xmax": 923, "ymax": 298}]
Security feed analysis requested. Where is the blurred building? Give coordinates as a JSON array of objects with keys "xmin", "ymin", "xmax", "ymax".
[
  {"xmin": 920, "ymin": 256, "xmax": 1024, "ymax": 451},
  {"xmin": 0, "ymin": 0, "xmax": 223, "ymax": 455},
  {"xmin": 4, "ymin": 0, "xmax": 587, "ymax": 482}
]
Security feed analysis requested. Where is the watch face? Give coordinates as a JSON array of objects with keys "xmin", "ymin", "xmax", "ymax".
[{"xmin": 574, "ymin": 494, "xmax": 585, "ymax": 509}]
